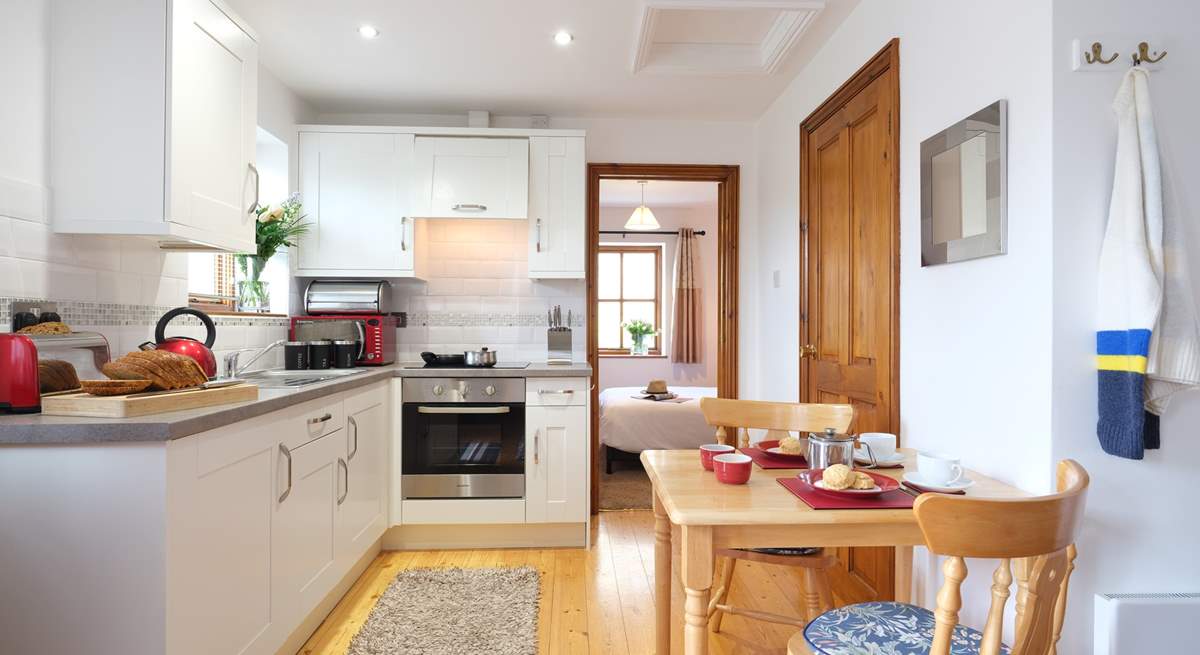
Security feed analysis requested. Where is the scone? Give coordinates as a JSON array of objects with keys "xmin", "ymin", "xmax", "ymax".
[
  {"xmin": 821, "ymin": 464, "xmax": 856, "ymax": 490},
  {"xmin": 851, "ymin": 471, "xmax": 877, "ymax": 490},
  {"xmin": 779, "ymin": 435, "xmax": 805, "ymax": 455}
]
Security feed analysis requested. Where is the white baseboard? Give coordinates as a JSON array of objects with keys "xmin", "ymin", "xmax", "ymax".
[
  {"xmin": 0, "ymin": 175, "xmax": 48, "ymax": 223},
  {"xmin": 383, "ymin": 522, "xmax": 588, "ymax": 550}
]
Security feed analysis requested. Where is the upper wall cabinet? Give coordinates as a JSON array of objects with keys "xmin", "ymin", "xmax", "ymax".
[
  {"xmin": 295, "ymin": 131, "xmax": 423, "ymax": 278},
  {"xmin": 49, "ymin": 0, "xmax": 258, "ymax": 252},
  {"xmin": 527, "ymin": 137, "xmax": 586, "ymax": 279},
  {"xmin": 412, "ymin": 137, "xmax": 529, "ymax": 219}
]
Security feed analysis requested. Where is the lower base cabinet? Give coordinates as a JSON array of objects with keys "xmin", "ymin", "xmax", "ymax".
[{"xmin": 166, "ymin": 381, "xmax": 389, "ymax": 655}]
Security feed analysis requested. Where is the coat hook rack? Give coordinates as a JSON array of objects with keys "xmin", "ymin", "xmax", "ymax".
[
  {"xmin": 1084, "ymin": 41, "xmax": 1119, "ymax": 65},
  {"xmin": 1131, "ymin": 41, "xmax": 1167, "ymax": 65}
]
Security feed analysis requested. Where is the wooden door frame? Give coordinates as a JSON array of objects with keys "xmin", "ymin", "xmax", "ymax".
[
  {"xmin": 587, "ymin": 163, "xmax": 740, "ymax": 512},
  {"xmin": 798, "ymin": 38, "xmax": 901, "ymax": 435}
]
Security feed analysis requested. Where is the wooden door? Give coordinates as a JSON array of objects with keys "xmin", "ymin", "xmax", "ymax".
[{"xmin": 800, "ymin": 41, "xmax": 900, "ymax": 603}]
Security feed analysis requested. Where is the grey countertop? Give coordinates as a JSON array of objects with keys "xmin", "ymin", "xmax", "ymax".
[{"xmin": 0, "ymin": 361, "xmax": 592, "ymax": 445}]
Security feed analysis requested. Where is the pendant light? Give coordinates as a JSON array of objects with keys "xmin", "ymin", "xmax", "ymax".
[{"xmin": 624, "ymin": 180, "xmax": 660, "ymax": 231}]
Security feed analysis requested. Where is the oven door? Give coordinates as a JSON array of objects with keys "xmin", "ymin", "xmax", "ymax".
[{"xmin": 401, "ymin": 402, "xmax": 525, "ymax": 499}]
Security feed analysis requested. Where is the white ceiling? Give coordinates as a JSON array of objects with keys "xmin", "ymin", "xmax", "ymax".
[
  {"xmin": 223, "ymin": 0, "xmax": 854, "ymax": 121},
  {"xmin": 599, "ymin": 179, "xmax": 718, "ymax": 208}
]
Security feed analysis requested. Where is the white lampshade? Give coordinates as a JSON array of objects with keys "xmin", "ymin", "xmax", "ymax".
[
  {"xmin": 624, "ymin": 180, "xmax": 660, "ymax": 230},
  {"xmin": 625, "ymin": 205, "xmax": 660, "ymax": 230}
]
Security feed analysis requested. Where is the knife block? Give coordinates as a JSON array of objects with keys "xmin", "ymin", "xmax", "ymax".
[{"xmin": 547, "ymin": 328, "xmax": 572, "ymax": 365}]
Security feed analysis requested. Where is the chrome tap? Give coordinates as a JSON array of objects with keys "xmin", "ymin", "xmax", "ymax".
[{"xmin": 224, "ymin": 339, "xmax": 287, "ymax": 379}]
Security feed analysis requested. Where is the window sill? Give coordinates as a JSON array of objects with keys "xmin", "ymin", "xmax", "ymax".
[
  {"xmin": 600, "ymin": 354, "xmax": 667, "ymax": 359},
  {"xmin": 187, "ymin": 304, "xmax": 287, "ymax": 319}
]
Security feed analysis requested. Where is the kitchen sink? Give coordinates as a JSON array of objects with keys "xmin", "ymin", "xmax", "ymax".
[{"xmin": 239, "ymin": 368, "xmax": 369, "ymax": 388}]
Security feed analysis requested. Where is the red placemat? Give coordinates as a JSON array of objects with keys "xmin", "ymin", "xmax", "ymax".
[
  {"xmin": 777, "ymin": 476, "xmax": 915, "ymax": 510},
  {"xmin": 739, "ymin": 447, "xmax": 808, "ymax": 469}
]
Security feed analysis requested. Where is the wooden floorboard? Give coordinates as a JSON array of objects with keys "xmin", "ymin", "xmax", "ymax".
[{"xmin": 300, "ymin": 511, "xmax": 811, "ymax": 654}]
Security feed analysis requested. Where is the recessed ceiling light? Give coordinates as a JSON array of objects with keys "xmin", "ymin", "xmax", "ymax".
[
  {"xmin": 554, "ymin": 30, "xmax": 574, "ymax": 46},
  {"xmin": 358, "ymin": 25, "xmax": 380, "ymax": 39}
]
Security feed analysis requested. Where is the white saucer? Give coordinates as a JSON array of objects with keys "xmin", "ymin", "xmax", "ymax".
[
  {"xmin": 853, "ymin": 452, "xmax": 905, "ymax": 468},
  {"xmin": 902, "ymin": 472, "xmax": 975, "ymax": 493}
]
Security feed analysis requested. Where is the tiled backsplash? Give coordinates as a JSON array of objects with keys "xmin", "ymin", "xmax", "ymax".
[{"xmin": 395, "ymin": 219, "xmax": 586, "ymax": 363}]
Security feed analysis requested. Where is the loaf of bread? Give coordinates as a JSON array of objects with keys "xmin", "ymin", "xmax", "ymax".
[
  {"xmin": 102, "ymin": 350, "xmax": 208, "ymax": 391},
  {"xmin": 38, "ymin": 360, "xmax": 81, "ymax": 393},
  {"xmin": 18, "ymin": 321, "xmax": 71, "ymax": 335}
]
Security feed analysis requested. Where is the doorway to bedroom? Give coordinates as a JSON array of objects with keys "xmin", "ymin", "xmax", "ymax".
[{"xmin": 587, "ymin": 164, "xmax": 740, "ymax": 511}]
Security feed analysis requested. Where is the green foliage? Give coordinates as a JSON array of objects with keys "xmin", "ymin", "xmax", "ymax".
[
  {"xmin": 622, "ymin": 319, "xmax": 658, "ymax": 339},
  {"xmin": 236, "ymin": 192, "xmax": 310, "ymax": 279}
]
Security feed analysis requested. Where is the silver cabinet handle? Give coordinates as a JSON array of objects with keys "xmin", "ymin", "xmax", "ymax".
[
  {"xmin": 534, "ymin": 429, "xmax": 540, "ymax": 466},
  {"xmin": 337, "ymin": 458, "xmax": 348, "ymax": 505},
  {"xmin": 537, "ymin": 389, "xmax": 575, "ymax": 395},
  {"xmin": 348, "ymin": 415, "xmax": 359, "ymax": 460},
  {"xmin": 401, "ymin": 216, "xmax": 408, "ymax": 252},
  {"xmin": 417, "ymin": 406, "xmax": 511, "ymax": 415},
  {"xmin": 536, "ymin": 218, "xmax": 542, "ymax": 253},
  {"xmin": 278, "ymin": 443, "xmax": 293, "ymax": 503},
  {"xmin": 308, "ymin": 412, "xmax": 333, "ymax": 425},
  {"xmin": 248, "ymin": 163, "xmax": 260, "ymax": 214},
  {"xmin": 452, "ymin": 203, "xmax": 487, "ymax": 212}
]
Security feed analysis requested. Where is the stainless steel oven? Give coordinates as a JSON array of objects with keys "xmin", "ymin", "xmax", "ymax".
[{"xmin": 401, "ymin": 377, "xmax": 525, "ymax": 499}]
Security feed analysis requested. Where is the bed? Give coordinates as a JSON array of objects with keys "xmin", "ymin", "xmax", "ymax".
[{"xmin": 599, "ymin": 386, "xmax": 718, "ymax": 472}]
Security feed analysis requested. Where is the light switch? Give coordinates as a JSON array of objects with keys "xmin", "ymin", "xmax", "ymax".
[{"xmin": 772, "ymin": 270, "xmax": 781, "ymax": 288}]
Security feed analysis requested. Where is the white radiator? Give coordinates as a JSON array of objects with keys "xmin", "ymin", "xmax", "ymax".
[{"xmin": 1094, "ymin": 592, "xmax": 1200, "ymax": 654}]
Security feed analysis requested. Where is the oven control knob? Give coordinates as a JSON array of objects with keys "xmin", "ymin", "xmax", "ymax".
[
  {"xmin": 484, "ymin": 385, "xmax": 496, "ymax": 396},
  {"xmin": 433, "ymin": 384, "xmax": 445, "ymax": 396}
]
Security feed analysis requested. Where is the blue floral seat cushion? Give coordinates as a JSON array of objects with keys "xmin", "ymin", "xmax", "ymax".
[{"xmin": 804, "ymin": 602, "xmax": 1010, "ymax": 655}]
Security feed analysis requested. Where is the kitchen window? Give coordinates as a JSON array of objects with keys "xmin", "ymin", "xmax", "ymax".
[{"xmin": 597, "ymin": 244, "xmax": 662, "ymax": 355}]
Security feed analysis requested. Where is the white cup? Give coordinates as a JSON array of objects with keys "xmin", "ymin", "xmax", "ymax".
[
  {"xmin": 917, "ymin": 451, "xmax": 964, "ymax": 485},
  {"xmin": 857, "ymin": 433, "xmax": 897, "ymax": 462}
]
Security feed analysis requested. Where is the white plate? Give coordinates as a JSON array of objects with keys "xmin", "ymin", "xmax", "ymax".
[
  {"xmin": 814, "ymin": 479, "xmax": 880, "ymax": 494},
  {"xmin": 902, "ymin": 472, "xmax": 975, "ymax": 493},
  {"xmin": 853, "ymin": 452, "xmax": 906, "ymax": 468}
]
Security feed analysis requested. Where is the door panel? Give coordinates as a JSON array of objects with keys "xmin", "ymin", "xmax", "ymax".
[{"xmin": 803, "ymin": 64, "xmax": 899, "ymax": 603}]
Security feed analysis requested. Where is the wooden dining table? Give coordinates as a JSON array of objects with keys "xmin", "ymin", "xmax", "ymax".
[{"xmin": 641, "ymin": 448, "xmax": 1025, "ymax": 655}]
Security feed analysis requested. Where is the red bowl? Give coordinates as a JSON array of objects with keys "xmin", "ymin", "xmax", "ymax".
[
  {"xmin": 699, "ymin": 444, "xmax": 736, "ymax": 470},
  {"xmin": 713, "ymin": 453, "xmax": 753, "ymax": 484}
]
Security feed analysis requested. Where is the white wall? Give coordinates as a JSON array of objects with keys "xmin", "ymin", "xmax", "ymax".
[
  {"xmin": 597, "ymin": 204, "xmax": 719, "ymax": 388},
  {"xmin": 752, "ymin": 0, "xmax": 1056, "ymax": 636},
  {"xmin": 1051, "ymin": 2, "xmax": 1200, "ymax": 653}
]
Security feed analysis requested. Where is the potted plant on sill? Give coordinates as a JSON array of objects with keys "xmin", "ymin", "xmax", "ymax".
[
  {"xmin": 236, "ymin": 193, "xmax": 308, "ymax": 313},
  {"xmin": 623, "ymin": 319, "xmax": 658, "ymax": 356}
]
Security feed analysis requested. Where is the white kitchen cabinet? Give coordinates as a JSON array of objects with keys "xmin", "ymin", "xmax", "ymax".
[
  {"xmin": 50, "ymin": 0, "xmax": 258, "ymax": 252},
  {"xmin": 412, "ymin": 137, "xmax": 529, "ymax": 219},
  {"xmin": 337, "ymin": 383, "xmax": 389, "ymax": 569},
  {"xmin": 271, "ymin": 428, "xmax": 344, "ymax": 642},
  {"xmin": 528, "ymin": 137, "xmax": 586, "ymax": 278},
  {"xmin": 525, "ymin": 377, "xmax": 588, "ymax": 524},
  {"xmin": 295, "ymin": 132, "xmax": 422, "ymax": 277}
]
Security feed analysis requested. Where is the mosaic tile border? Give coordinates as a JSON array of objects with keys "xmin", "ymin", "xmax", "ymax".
[
  {"xmin": 406, "ymin": 311, "xmax": 582, "ymax": 328},
  {"xmin": 0, "ymin": 297, "xmax": 290, "ymax": 329}
]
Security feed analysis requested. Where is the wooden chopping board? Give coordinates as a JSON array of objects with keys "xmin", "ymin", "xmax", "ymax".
[{"xmin": 41, "ymin": 383, "xmax": 259, "ymax": 418}]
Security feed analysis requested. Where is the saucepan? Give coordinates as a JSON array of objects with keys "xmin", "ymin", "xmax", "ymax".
[{"xmin": 463, "ymin": 347, "xmax": 498, "ymax": 367}]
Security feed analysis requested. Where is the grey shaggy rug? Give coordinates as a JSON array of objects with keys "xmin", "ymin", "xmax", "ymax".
[{"xmin": 348, "ymin": 566, "xmax": 540, "ymax": 655}]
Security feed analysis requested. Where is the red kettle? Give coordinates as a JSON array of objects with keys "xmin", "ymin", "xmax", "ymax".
[{"xmin": 140, "ymin": 307, "xmax": 218, "ymax": 378}]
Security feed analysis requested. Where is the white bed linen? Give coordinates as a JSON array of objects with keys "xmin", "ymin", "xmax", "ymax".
[{"xmin": 599, "ymin": 386, "xmax": 718, "ymax": 453}]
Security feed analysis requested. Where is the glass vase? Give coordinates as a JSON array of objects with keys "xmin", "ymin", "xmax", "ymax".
[
  {"xmin": 630, "ymin": 335, "xmax": 649, "ymax": 356},
  {"xmin": 236, "ymin": 255, "xmax": 271, "ymax": 313}
]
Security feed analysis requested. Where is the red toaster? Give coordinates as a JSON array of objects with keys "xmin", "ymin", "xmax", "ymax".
[{"xmin": 0, "ymin": 334, "xmax": 40, "ymax": 414}]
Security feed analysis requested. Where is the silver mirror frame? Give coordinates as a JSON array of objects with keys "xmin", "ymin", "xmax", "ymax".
[{"xmin": 920, "ymin": 100, "xmax": 1008, "ymax": 266}]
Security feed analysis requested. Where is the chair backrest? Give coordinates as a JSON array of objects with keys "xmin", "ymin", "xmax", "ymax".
[
  {"xmin": 913, "ymin": 460, "xmax": 1090, "ymax": 655},
  {"xmin": 698, "ymin": 397, "xmax": 853, "ymax": 448}
]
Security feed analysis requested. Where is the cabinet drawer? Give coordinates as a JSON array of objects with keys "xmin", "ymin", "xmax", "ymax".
[
  {"xmin": 284, "ymin": 396, "xmax": 346, "ymax": 448},
  {"xmin": 526, "ymin": 377, "xmax": 588, "ymax": 406}
]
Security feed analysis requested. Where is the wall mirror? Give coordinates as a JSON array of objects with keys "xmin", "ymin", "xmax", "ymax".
[{"xmin": 921, "ymin": 100, "xmax": 1007, "ymax": 266}]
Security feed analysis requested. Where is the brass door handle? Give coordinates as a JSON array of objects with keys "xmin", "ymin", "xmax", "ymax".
[{"xmin": 800, "ymin": 344, "xmax": 817, "ymax": 359}]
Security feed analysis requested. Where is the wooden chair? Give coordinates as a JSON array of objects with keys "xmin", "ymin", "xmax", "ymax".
[
  {"xmin": 789, "ymin": 459, "xmax": 1090, "ymax": 655},
  {"xmin": 698, "ymin": 397, "xmax": 855, "ymax": 632}
]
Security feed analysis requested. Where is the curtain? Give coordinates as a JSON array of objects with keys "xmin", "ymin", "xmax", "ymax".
[{"xmin": 671, "ymin": 228, "xmax": 702, "ymax": 363}]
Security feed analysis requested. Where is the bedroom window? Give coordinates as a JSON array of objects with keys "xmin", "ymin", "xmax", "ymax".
[{"xmin": 598, "ymin": 244, "xmax": 662, "ymax": 355}]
